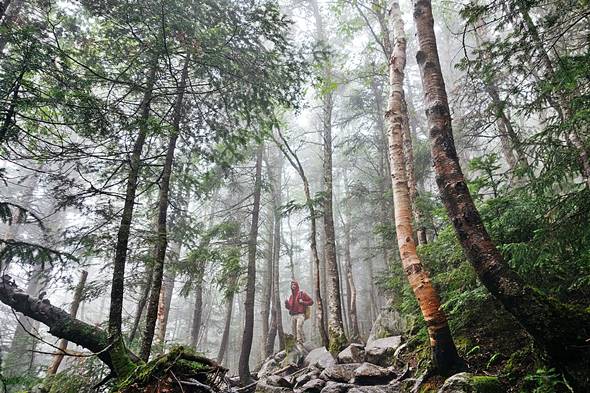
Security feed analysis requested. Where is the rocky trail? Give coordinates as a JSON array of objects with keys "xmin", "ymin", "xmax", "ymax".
[{"xmin": 245, "ymin": 334, "xmax": 499, "ymax": 393}]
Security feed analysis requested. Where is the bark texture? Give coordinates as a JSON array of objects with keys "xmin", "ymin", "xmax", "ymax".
[
  {"xmin": 387, "ymin": 0, "xmax": 462, "ymax": 374},
  {"xmin": 413, "ymin": 0, "xmax": 590, "ymax": 386}
]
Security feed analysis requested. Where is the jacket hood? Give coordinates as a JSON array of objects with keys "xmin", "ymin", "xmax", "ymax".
[{"xmin": 291, "ymin": 280, "xmax": 300, "ymax": 293}]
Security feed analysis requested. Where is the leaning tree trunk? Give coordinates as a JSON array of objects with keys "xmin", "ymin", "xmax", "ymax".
[
  {"xmin": 109, "ymin": 59, "xmax": 158, "ymax": 340},
  {"xmin": 0, "ymin": 275, "xmax": 134, "ymax": 377},
  {"xmin": 413, "ymin": 0, "xmax": 590, "ymax": 386},
  {"xmin": 216, "ymin": 291, "xmax": 235, "ymax": 365},
  {"xmin": 387, "ymin": 0, "xmax": 463, "ymax": 375},
  {"xmin": 46, "ymin": 270, "xmax": 88, "ymax": 375},
  {"xmin": 140, "ymin": 55, "xmax": 189, "ymax": 361},
  {"xmin": 238, "ymin": 145, "xmax": 263, "ymax": 384}
]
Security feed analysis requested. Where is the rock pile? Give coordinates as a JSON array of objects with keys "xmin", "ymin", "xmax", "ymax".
[{"xmin": 255, "ymin": 335, "xmax": 408, "ymax": 393}]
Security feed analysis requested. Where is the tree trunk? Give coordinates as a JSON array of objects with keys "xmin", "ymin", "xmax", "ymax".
[
  {"xmin": 109, "ymin": 59, "xmax": 158, "ymax": 339},
  {"xmin": 189, "ymin": 261, "xmax": 205, "ymax": 349},
  {"xmin": 216, "ymin": 291, "xmax": 235, "ymax": 365},
  {"xmin": 311, "ymin": 0, "xmax": 347, "ymax": 350},
  {"xmin": 140, "ymin": 55, "xmax": 189, "ymax": 361},
  {"xmin": 154, "ymin": 270, "xmax": 176, "ymax": 349},
  {"xmin": 342, "ymin": 179, "xmax": 360, "ymax": 341},
  {"xmin": 238, "ymin": 145, "xmax": 263, "ymax": 384},
  {"xmin": 128, "ymin": 262, "xmax": 154, "ymax": 342},
  {"xmin": 0, "ymin": 275, "xmax": 135, "ymax": 377},
  {"xmin": 271, "ymin": 153, "xmax": 285, "ymax": 351},
  {"xmin": 413, "ymin": 0, "xmax": 590, "ymax": 385},
  {"xmin": 46, "ymin": 270, "xmax": 88, "ymax": 375},
  {"xmin": 387, "ymin": 0, "xmax": 463, "ymax": 375},
  {"xmin": 261, "ymin": 212, "xmax": 273, "ymax": 355}
]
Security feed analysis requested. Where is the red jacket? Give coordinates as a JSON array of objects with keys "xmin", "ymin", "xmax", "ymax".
[{"xmin": 285, "ymin": 281, "xmax": 313, "ymax": 315}]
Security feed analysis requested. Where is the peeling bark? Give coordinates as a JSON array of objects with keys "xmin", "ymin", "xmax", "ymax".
[
  {"xmin": 387, "ymin": 0, "xmax": 462, "ymax": 374},
  {"xmin": 413, "ymin": 0, "xmax": 590, "ymax": 386}
]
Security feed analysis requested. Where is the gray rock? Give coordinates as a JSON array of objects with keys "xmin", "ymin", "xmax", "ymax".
[
  {"xmin": 348, "ymin": 385, "xmax": 401, "ymax": 393},
  {"xmin": 337, "ymin": 344, "xmax": 365, "ymax": 364},
  {"xmin": 352, "ymin": 363, "xmax": 396, "ymax": 385},
  {"xmin": 298, "ymin": 378, "xmax": 327, "ymax": 393},
  {"xmin": 389, "ymin": 378, "xmax": 418, "ymax": 393},
  {"xmin": 295, "ymin": 373, "xmax": 313, "ymax": 388},
  {"xmin": 266, "ymin": 375, "xmax": 293, "ymax": 388},
  {"xmin": 320, "ymin": 381, "xmax": 352, "ymax": 393},
  {"xmin": 283, "ymin": 347, "xmax": 305, "ymax": 367},
  {"xmin": 438, "ymin": 373, "xmax": 502, "ymax": 393},
  {"xmin": 305, "ymin": 347, "xmax": 337, "ymax": 370},
  {"xmin": 367, "ymin": 310, "xmax": 405, "ymax": 342},
  {"xmin": 274, "ymin": 350, "xmax": 287, "ymax": 362},
  {"xmin": 320, "ymin": 363, "xmax": 361, "ymax": 383},
  {"xmin": 258, "ymin": 358, "xmax": 279, "ymax": 379},
  {"xmin": 365, "ymin": 336, "xmax": 402, "ymax": 367},
  {"xmin": 255, "ymin": 380, "xmax": 292, "ymax": 393}
]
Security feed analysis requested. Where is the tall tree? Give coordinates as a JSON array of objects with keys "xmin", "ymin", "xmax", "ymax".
[
  {"xmin": 238, "ymin": 145, "xmax": 263, "ymax": 384},
  {"xmin": 386, "ymin": 0, "xmax": 463, "ymax": 374},
  {"xmin": 412, "ymin": 0, "xmax": 590, "ymax": 386},
  {"xmin": 140, "ymin": 54, "xmax": 190, "ymax": 361},
  {"xmin": 310, "ymin": 0, "xmax": 347, "ymax": 352}
]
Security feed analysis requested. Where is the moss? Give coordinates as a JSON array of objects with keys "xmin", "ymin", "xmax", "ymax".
[
  {"xmin": 284, "ymin": 334, "xmax": 296, "ymax": 353},
  {"xmin": 108, "ymin": 336, "xmax": 138, "ymax": 379},
  {"xmin": 327, "ymin": 327, "xmax": 347, "ymax": 355},
  {"xmin": 471, "ymin": 375, "xmax": 502, "ymax": 393},
  {"xmin": 113, "ymin": 346, "xmax": 210, "ymax": 392}
]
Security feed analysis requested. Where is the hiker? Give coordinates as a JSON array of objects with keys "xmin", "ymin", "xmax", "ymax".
[{"xmin": 284, "ymin": 280, "xmax": 314, "ymax": 345}]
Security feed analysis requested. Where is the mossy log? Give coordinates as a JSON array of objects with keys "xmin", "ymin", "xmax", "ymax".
[{"xmin": 0, "ymin": 275, "xmax": 227, "ymax": 392}]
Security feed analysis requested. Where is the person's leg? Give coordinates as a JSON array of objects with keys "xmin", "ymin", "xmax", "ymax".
[{"xmin": 296, "ymin": 314, "xmax": 305, "ymax": 344}]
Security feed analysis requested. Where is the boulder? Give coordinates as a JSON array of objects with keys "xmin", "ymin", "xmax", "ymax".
[
  {"xmin": 282, "ymin": 347, "xmax": 305, "ymax": 367},
  {"xmin": 266, "ymin": 375, "xmax": 293, "ymax": 389},
  {"xmin": 258, "ymin": 358, "xmax": 279, "ymax": 379},
  {"xmin": 438, "ymin": 373, "xmax": 502, "ymax": 393},
  {"xmin": 337, "ymin": 344, "xmax": 365, "ymax": 364},
  {"xmin": 320, "ymin": 363, "xmax": 361, "ymax": 383},
  {"xmin": 348, "ymin": 386, "xmax": 400, "ymax": 393},
  {"xmin": 365, "ymin": 336, "xmax": 402, "ymax": 367},
  {"xmin": 367, "ymin": 309, "xmax": 405, "ymax": 343},
  {"xmin": 305, "ymin": 347, "xmax": 337, "ymax": 370},
  {"xmin": 294, "ymin": 373, "xmax": 312, "ymax": 388},
  {"xmin": 352, "ymin": 363, "xmax": 396, "ymax": 385},
  {"xmin": 389, "ymin": 378, "xmax": 418, "ymax": 393},
  {"xmin": 297, "ymin": 378, "xmax": 327, "ymax": 393},
  {"xmin": 274, "ymin": 350, "xmax": 287, "ymax": 362},
  {"xmin": 320, "ymin": 381, "xmax": 352, "ymax": 393},
  {"xmin": 255, "ymin": 380, "xmax": 292, "ymax": 393}
]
